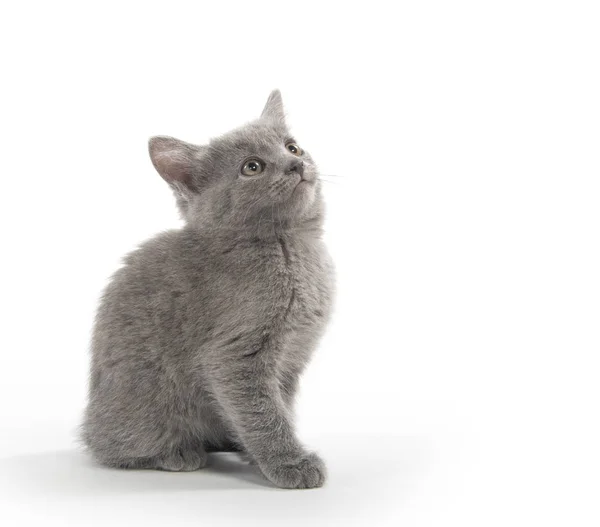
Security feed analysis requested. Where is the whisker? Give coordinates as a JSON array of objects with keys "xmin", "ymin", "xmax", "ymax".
[{"xmin": 318, "ymin": 179, "xmax": 339, "ymax": 184}]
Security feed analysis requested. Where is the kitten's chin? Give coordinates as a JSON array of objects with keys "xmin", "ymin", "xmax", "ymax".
[{"xmin": 286, "ymin": 179, "xmax": 317, "ymax": 216}]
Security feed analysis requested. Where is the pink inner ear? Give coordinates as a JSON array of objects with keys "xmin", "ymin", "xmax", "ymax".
[
  {"xmin": 150, "ymin": 143, "xmax": 196, "ymax": 191},
  {"xmin": 149, "ymin": 136, "xmax": 204, "ymax": 194},
  {"xmin": 154, "ymin": 150, "xmax": 191, "ymax": 184}
]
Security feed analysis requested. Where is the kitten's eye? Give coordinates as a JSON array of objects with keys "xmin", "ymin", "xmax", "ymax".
[
  {"xmin": 241, "ymin": 159, "xmax": 265, "ymax": 176},
  {"xmin": 286, "ymin": 142, "xmax": 303, "ymax": 156}
]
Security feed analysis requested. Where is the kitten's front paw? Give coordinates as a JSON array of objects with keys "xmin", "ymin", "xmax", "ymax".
[{"xmin": 261, "ymin": 452, "xmax": 327, "ymax": 489}]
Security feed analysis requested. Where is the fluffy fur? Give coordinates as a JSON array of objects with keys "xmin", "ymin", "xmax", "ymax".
[{"xmin": 82, "ymin": 91, "xmax": 335, "ymax": 489}]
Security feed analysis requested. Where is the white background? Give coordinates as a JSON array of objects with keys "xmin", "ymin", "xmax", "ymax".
[{"xmin": 1, "ymin": 1, "xmax": 599, "ymax": 525}]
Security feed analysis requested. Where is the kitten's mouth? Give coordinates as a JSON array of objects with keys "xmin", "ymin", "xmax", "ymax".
[{"xmin": 292, "ymin": 178, "xmax": 312, "ymax": 193}]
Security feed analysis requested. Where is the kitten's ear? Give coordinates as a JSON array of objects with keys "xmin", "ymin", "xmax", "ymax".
[
  {"xmin": 148, "ymin": 136, "xmax": 203, "ymax": 193},
  {"xmin": 260, "ymin": 89, "xmax": 286, "ymax": 125}
]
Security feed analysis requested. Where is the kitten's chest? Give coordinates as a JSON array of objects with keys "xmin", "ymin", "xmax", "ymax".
[
  {"xmin": 276, "ymin": 236, "xmax": 332, "ymax": 326},
  {"xmin": 233, "ymin": 234, "xmax": 333, "ymax": 329}
]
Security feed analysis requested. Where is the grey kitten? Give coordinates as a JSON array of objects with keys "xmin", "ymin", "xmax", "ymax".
[{"xmin": 82, "ymin": 91, "xmax": 334, "ymax": 489}]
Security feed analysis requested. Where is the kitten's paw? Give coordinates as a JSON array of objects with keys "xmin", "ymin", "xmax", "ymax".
[
  {"xmin": 156, "ymin": 449, "xmax": 208, "ymax": 472},
  {"xmin": 261, "ymin": 452, "xmax": 327, "ymax": 489}
]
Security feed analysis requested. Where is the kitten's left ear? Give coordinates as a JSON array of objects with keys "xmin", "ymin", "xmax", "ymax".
[
  {"xmin": 148, "ymin": 136, "xmax": 207, "ymax": 216},
  {"xmin": 260, "ymin": 89, "xmax": 286, "ymax": 125},
  {"xmin": 148, "ymin": 136, "xmax": 204, "ymax": 193}
]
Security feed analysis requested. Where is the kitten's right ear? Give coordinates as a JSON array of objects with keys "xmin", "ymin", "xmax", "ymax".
[
  {"xmin": 260, "ymin": 89, "xmax": 286, "ymax": 125},
  {"xmin": 148, "ymin": 136, "xmax": 203, "ymax": 193}
]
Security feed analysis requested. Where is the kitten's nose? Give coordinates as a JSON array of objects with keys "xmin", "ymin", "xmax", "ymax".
[{"xmin": 286, "ymin": 159, "xmax": 304, "ymax": 177}]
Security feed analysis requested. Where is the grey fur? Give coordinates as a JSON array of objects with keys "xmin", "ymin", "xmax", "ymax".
[{"xmin": 82, "ymin": 90, "xmax": 335, "ymax": 489}]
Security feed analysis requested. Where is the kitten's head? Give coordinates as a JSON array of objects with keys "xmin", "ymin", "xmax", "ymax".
[{"xmin": 149, "ymin": 90, "xmax": 322, "ymax": 232}]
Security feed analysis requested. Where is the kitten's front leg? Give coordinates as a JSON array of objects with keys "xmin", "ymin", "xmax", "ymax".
[
  {"xmin": 280, "ymin": 370, "xmax": 301, "ymax": 412},
  {"xmin": 208, "ymin": 352, "xmax": 326, "ymax": 489}
]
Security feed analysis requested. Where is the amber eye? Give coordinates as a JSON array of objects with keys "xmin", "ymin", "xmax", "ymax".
[
  {"xmin": 241, "ymin": 159, "xmax": 265, "ymax": 176},
  {"xmin": 286, "ymin": 142, "xmax": 303, "ymax": 156}
]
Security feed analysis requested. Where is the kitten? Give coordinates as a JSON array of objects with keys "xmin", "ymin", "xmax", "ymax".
[{"xmin": 82, "ymin": 91, "xmax": 335, "ymax": 489}]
